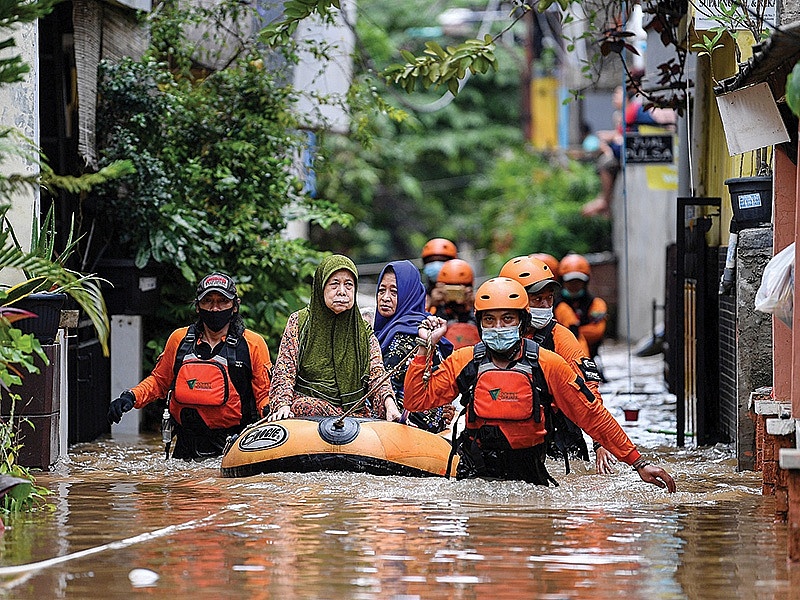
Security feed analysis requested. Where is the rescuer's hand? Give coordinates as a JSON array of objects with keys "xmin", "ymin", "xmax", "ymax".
[
  {"xmin": 636, "ymin": 463, "xmax": 677, "ymax": 493},
  {"xmin": 108, "ymin": 391, "xmax": 135, "ymax": 424}
]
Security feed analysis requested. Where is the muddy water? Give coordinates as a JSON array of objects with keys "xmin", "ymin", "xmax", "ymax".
[{"xmin": 0, "ymin": 345, "xmax": 794, "ymax": 599}]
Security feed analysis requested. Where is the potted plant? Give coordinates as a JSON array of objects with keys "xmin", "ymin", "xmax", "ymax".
[{"xmin": 1, "ymin": 202, "xmax": 110, "ymax": 351}]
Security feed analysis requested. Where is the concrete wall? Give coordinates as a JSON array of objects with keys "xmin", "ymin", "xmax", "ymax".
[
  {"xmin": 0, "ymin": 23, "xmax": 39, "ymax": 268},
  {"xmin": 736, "ymin": 227, "xmax": 774, "ymax": 469},
  {"xmin": 612, "ymin": 164, "xmax": 676, "ymax": 342}
]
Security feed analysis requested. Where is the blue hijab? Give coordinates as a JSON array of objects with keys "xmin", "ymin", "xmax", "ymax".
[{"xmin": 374, "ymin": 260, "xmax": 453, "ymax": 358}]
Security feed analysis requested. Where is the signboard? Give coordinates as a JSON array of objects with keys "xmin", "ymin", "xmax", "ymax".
[
  {"xmin": 625, "ymin": 134, "xmax": 674, "ymax": 164},
  {"xmin": 716, "ymin": 82, "xmax": 789, "ymax": 155},
  {"xmin": 693, "ymin": 0, "xmax": 776, "ymax": 31}
]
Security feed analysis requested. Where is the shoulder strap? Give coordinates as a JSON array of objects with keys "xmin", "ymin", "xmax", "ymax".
[
  {"xmin": 172, "ymin": 324, "xmax": 198, "ymax": 380},
  {"xmin": 225, "ymin": 328, "xmax": 256, "ymax": 423},
  {"xmin": 472, "ymin": 341, "xmax": 486, "ymax": 364},
  {"xmin": 521, "ymin": 338, "xmax": 540, "ymax": 363},
  {"xmin": 532, "ymin": 320, "xmax": 557, "ymax": 350}
]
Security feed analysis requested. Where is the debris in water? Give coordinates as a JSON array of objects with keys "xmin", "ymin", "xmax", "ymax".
[{"xmin": 128, "ymin": 568, "xmax": 159, "ymax": 587}]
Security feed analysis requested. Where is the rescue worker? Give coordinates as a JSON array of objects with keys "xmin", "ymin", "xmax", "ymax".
[
  {"xmin": 421, "ymin": 237, "xmax": 458, "ymax": 308},
  {"xmin": 529, "ymin": 253, "xmax": 560, "ymax": 279},
  {"xmin": 432, "ymin": 258, "xmax": 480, "ymax": 350},
  {"xmin": 404, "ymin": 277, "xmax": 675, "ymax": 491},
  {"xmin": 500, "ymin": 255, "xmax": 616, "ymax": 474},
  {"xmin": 555, "ymin": 253, "xmax": 608, "ymax": 361},
  {"xmin": 107, "ymin": 272, "xmax": 272, "ymax": 460}
]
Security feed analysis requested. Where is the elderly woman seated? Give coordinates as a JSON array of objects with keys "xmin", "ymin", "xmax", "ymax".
[
  {"xmin": 268, "ymin": 255, "xmax": 402, "ymax": 422},
  {"xmin": 373, "ymin": 260, "xmax": 454, "ymax": 432}
]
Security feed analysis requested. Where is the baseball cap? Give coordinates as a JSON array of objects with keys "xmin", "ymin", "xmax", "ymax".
[
  {"xmin": 526, "ymin": 279, "xmax": 560, "ymax": 294},
  {"xmin": 561, "ymin": 271, "xmax": 590, "ymax": 282},
  {"xmin": 196, "ymin": 272, "xmax": 237, "ymax": 300}
]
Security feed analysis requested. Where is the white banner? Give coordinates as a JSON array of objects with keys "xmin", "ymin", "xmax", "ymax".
[{"xmin": 694, "ymin": 0, "xmax": 777, "ymax": 31}]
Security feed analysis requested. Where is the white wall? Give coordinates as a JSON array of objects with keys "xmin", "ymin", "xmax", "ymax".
[
  {"xmin": 612, "ymin": 163, "xmax": 677, "ymax": 342},
  {"xmin": 0, "ymin": 22, "xmax": 40, "ymax": 275}
]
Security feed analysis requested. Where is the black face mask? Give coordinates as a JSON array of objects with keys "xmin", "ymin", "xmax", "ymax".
[{"xmin": 198, "ymin": 307, "xmax": 234, "ymax": 332}]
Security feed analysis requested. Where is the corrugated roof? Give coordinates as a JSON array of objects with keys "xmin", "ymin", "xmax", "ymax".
[{"xmin": 714, "ymin": 20, "xmax": 800, "ymax": 98}]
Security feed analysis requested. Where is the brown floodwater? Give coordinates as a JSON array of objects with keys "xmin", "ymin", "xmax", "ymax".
[
  {"xmin": 0, "ymin": 346, "xmax": 795, "ymax": 599},
  {"xmin": 0, "ymin": 436, "xmax": 792, "ymax": 599}
]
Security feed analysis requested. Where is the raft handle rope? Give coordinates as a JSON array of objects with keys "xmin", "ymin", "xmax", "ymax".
[
  {"xmin": 238, "ymin": 320, "xmax": 436, "ymax": 432},
  {"xmin": 418, "ymin": 322, "xmax": 436, "ymax": 387},
  {"xmin": 333, "ymin": 339, "xmax": 424, "ymax": 427}
]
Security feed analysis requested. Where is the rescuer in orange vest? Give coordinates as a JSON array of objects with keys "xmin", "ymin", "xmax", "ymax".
[
  {"xmin": 430, "ymin": 258, "xmax": 481, "ymax": 350},
  {"xmin": 500, "ymin": 255, "xmax": 616, "ymax": 474},
  {"xmin": 403, "ymin": 277, "xmax": 675, "ymax": 490}
]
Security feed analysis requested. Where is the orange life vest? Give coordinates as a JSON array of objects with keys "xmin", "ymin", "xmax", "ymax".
[
  {"xmin": 465, "ymin": 340, "xmax": 544, "ymax": 450},
  {"xmin": 170, "ymin": 325, "xmax": 254, "ymax": 429}
]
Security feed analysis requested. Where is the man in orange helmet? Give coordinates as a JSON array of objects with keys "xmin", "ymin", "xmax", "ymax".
[
  {"xmin": 420, "ymin": 237, "xmax": 458, "ymax": 299},
  {"xmin": 432, "ymin": 258, "xmax": 480, "ymax": 349},
  {"xmin": 501, "ymin": 255, "xmax": 616, "ymax": 474},
  {"xmin": 404, "ymin": 277, "xmax": 675, "ymax": 490},
  {"xmin": 555, "ymin": 253, "xmax": 608, "ymax": 363},
  {"xmin": 529, "ymin": 253, "xmax": 560, "ymax": 279}
]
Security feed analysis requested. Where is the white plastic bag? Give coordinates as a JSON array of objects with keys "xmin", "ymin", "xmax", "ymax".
[{"xmin": 755, "ymin": 242, "xmax": 795, "ymax": 327}]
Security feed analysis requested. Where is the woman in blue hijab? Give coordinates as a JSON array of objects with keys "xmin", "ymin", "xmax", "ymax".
[{"xmin": 374, "ymin": 260, "xmax": 454, "ymax": 432}]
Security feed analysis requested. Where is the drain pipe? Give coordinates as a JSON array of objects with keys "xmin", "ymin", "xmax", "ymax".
[{"xmin": 719, "ymin": 222, "xmax": 738, "ymax": 296}]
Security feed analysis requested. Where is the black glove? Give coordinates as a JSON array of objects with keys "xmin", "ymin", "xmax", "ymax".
[{"xmin": 108, "ymin": 391, "xmax": 135, "ymax": 423}]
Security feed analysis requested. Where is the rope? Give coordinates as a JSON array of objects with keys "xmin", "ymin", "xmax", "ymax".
[{"xmin": 335, "ymin": 342, "xmax": 422, "ymax": 423}]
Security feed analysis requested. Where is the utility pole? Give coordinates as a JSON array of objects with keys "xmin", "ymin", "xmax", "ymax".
[{"xmin": 521, "ymin": 8, "xmax": 535, "ymax": 142}]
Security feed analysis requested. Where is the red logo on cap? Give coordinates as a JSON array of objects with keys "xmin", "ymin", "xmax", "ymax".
[{"xmin": 203, "ymin": 275, "xmax": 229, "ymax": 288}]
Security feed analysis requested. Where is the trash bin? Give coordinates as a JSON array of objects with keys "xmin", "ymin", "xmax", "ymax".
[{"xmin": 724, "ymin": 176, "xmax": 772, "ymax": 228}]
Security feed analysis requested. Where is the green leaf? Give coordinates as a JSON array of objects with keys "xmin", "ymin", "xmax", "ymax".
[{"xmin": 786, "ymin": 62, "xmax": 800, "ymax": 118}]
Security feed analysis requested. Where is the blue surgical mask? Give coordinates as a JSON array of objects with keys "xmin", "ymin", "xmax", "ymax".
[
  {"xmin": 561, "ymin": 288, "xmax": 585, "ymax": 300},
  {"xmin": 529, "ymin": 307, "xmax": 553, "ymax": 329},
  {"xmin": 481, "ymin": 325, "xmax": 520, "ymax": 353},
  {"xmin": 422, "ymin": 261, "xmax": 445, "ymax": 282}
]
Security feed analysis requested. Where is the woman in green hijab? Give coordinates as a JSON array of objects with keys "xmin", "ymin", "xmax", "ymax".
[{"xmin": 268, "ymin": 255, "xmax": 402, "ymax": 421}]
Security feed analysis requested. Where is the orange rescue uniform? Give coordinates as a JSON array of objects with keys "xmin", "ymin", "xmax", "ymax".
[
  {"xmin": 403, "ymin": 345, "xmax": 640, "ymax": 466},
  {"xmin": 131, "ymin": 326, "xmax": 272, "ymax": 420},
  {"xmin": 527, "ymin": 322, "xmax": 602, "ymax": 403},
  {"xmin": 555, "ymin": 295, "xmax": 607, "ymax": 352}
]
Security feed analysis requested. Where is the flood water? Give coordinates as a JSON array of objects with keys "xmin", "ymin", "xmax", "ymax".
[{"xmin": 0, "ymin": 344, "xmax": 795, "ymax": 599}]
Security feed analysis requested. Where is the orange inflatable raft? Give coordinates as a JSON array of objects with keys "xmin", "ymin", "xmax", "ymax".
[{"xmin": 221, "ymin": 416, "xmax": 458, "ymax": 478}]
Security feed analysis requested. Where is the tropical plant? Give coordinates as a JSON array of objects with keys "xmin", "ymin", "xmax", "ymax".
[
  {"xmin": 311, "ymin": 0, "xmax": 527, "ymax": 261},
  {"xmin": 0, "ymin": 0, "xmax": 123, "ymax": 512},
  {"xmin": 470, "ymin": 148, "xmax": 610, "ymax": 273},
  {"xmin": 88, "ymin": 1, "xmax": 349, "ymax": 351}
]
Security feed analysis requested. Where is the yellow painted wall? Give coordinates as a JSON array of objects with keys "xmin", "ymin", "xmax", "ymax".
[
  {"xmin": 693, "ymin": 30, "xmax": 759, "ymax": 245},
  {"xmin": 531, "ymin": 76, "xmax": 559, "ymax": 150}
]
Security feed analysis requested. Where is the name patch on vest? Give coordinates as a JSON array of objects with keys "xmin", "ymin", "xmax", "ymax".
[{"xmin": 238, "ymin": 424, "xmax": 289, "ymax": 452}]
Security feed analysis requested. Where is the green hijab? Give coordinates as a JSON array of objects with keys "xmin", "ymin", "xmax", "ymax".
[{"xmin": 295, "ymin": 255, "xmax": 371, "ymax": 408}]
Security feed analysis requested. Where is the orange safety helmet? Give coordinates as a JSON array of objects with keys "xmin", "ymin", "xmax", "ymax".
[
  {"xmin": 421, "ymin": 238, "xmax": 458, "ymax": 261},
  {"xmin": 437, "ymin": 258, "xmax": 474, "ymax": 285},
  {"xmin": 529, "ymin": 253, "xmax": 560, "ymax": 278},
  {"xmin": 499, "ymin": 256, "xmax": 559, "ymax": 294},
  {"xmin": 474, "ymin": 277, "xmax": 529, "ymax": 312},
  {"xmin": 559, "ymin": 253, "xmax": 591, "ymax": 282}
]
